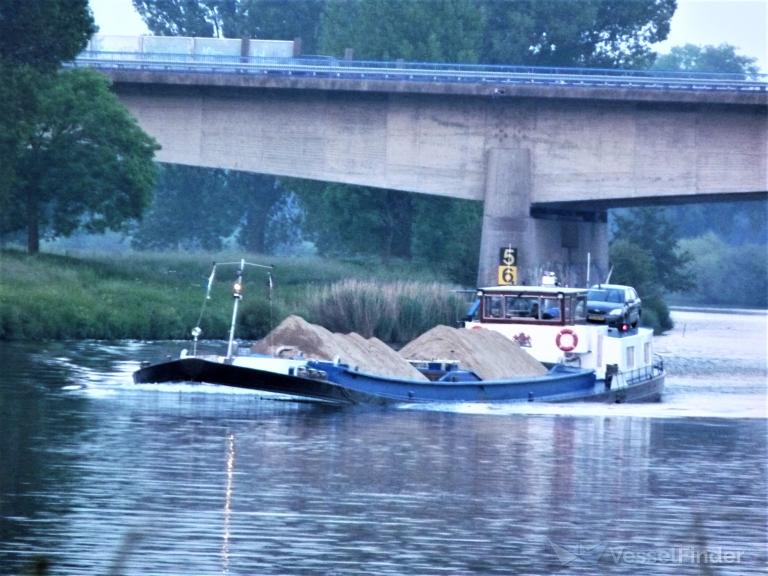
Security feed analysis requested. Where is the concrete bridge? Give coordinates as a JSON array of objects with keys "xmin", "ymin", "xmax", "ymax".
[{"xmin": 74, "ymin": 44, "xmax": 768, "ymax": 285}]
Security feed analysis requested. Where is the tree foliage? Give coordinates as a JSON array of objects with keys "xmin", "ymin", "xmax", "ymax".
[
  {"xmin": 134, "ymin": 0, "xmax": 676, "ymax": 67},
  {"xmin": 410, "ymin": 196, "xmax": 482, "ymax": 285},
  {"xmin": 132, "ymin": 166, "xmax": 282, "ymax": 252},
  {"xmin": 0, "ymin": 0, "xmax": 95, "ymax": 221},
  {"xmin": 662, "ymin": 201, "xmax": 768, "ymax": 247},
  {"xmin": 612, "ymin": 208, "xmax": 693, "ymax": 293},
  {"xmin": 318, "ymin": 0, "xmax": 675, "ymax": 67},
  {"xmin": 0, "ymin": 0, "xmax": 94, "ymax": 71},
  {"xmin": 132, "ymin": 0, "xmax": 228, "ymax": 37},
  {"xmin": 225, "ymin": 0, "xmax": 326, "ymax": 52},
  {"xmin": 0, "ymin": 1, "xmax": 160, "ymax": 254},
  {"xmin": 479, "ymin": 0, "xmax": 675, "ymax": 68},
  {"xmin": 320, "ymin": 0, "xmax": 484, "ymax": 62},
  {"xmin": 653, "ymin": 43, "xmax": 760, "ymax": 76},
  {"xmin": 678, "ymin": 234, "xmax": 768, "ymax": 308},
  {"xmin": 291, "ymin": 181, "xmax": 412, "ymax": 260},
  {"xmin": 133, "ymin": 0, "xmax": 326, "ymax": 51},
  {"xmin": 232, "ymin": 171, "xmax": 284, "ymax": 253},
  {"xmin": 0, "ymin": 64, "xmax": 39, "ymax": 210},
  {"xmin": 4, "ymin": 69, "xmax": 159, "ymax": 253},
  {"xmin": 608, "ymin": 239, "xmax": 673, "ymax": 333}
]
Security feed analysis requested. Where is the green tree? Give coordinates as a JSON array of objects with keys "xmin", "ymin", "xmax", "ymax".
[
  {"xmin": 319, "ymin": 0, "xmax": 675, "ymax": 67},
  {"xmin": 5, "ymin": 69, "xmax": 159, "ymax": 253},
  {"xmin": 612, "ymin": 208, "xmax": 693, "ymax": 293},
  {"xmin": 291, "ymin": 180, "xmax": 412, "ymax": 260},
  {"xmin": 411, "ymin": 196, "xmax": 482, "ymax": 285},
  {"xmin": 133, "ymin": 165, "xmax": 230, "ymax": 251},
  {"xmin": 0, "ymin": 65, "xmax": 39, "ymax": 216},
  {"xmin": 608, "ymin": 239, "xmax": 673, "ymax": 333},
  {"xmin": 132, "ymin": 0, "xmax": 227, "ymax": 36},
  {"xmin": 608, "ymin": 239, "xmax": 655, "ymax": 293},
  {"xmin": 320, "ymin": 0, "xmax": 483, "ymax": 62},
  {"xmin": 132, "ymin": 166, "xmax": 282, "ymax": 252},
  {"xmin": 653, "ymin": 43, "xmax": 760, "ymax": 76},
  {"xmin": 662, "ymin": 200, "xmax": 768, "ymax": 246},
  {"xmin": 0, "ymin": 0, "xmax": 94, "ymax": 71},
  {"xmin": 226, "ymin": 0, "xmax": 326, "ymax": 52},
  {"xmin": 679, "ymin": 234, "xmax": 767, "ymax": 308},
  {"xmin": 0, "ymin": 0, "xmax": 95, "ymax": 221},
  {"xmin": 233, "ymin": 171, "xmax": 284, "ymax": 253},
  {"xmin": 481, "ymin": 0, "xmax": 675, "ymax": 68},
  {"xmin": 133, "ymin": 0, "xmax": 326, "ymax": 51}
]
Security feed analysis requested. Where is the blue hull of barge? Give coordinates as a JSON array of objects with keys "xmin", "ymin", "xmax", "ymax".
[
  {"xmin": 309, "ymin": 361, "xmax": 597, "ymax": 404},
  {"xmin": 134, "ymin": 357, "xmax": 663, "ymax": 405}
]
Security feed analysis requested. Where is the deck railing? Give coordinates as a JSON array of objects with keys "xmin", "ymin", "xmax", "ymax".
[
  {"xmin": 69, "ymin": 50, "xmax": 768, "ymax": 93},
  {"xmin": 622, "ymin": 354, "xmax": 665, "ymax": 386}
]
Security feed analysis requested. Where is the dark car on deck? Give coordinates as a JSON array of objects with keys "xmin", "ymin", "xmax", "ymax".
[{"xmin": 586, "ymin": 284, "xmax": 642, "ymax": 328}]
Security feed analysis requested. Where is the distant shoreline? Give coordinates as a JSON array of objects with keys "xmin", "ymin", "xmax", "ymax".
[{"xmin": 669, "ymin": 306, "xmax": 768, "ymax": 316}]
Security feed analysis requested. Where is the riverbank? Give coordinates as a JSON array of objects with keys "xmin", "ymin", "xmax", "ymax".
[{"xmin": 0, "ymin": 250, "xmax": 462, "ymax": 341}]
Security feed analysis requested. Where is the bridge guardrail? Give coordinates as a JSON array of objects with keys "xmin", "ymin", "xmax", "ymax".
[{"xmin": 69, "ymin": 50, "xmax": 768, "ymax": 93}]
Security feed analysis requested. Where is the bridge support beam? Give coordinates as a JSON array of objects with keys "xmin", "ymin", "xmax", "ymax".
[{"xmin": 477, "ymin": 148, "xmax": 609, "ymax": 287}]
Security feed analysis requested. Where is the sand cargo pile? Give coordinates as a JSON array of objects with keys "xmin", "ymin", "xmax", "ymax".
[
  {"xmin": 252, "ymin": 315, "xmax": 428, "ymax": 380},
  {"xmin": 400, "ymin": 325, "xmax": 547, "ymax": 380},
  {"xmin": 253, "ymin": 316, "xmax": 546, "ymax": 380}
]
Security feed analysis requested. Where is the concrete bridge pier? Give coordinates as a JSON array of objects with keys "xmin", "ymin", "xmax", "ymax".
[{"xmin": 477, "ymin": 148, "xmax": 609, "ymax": 287}]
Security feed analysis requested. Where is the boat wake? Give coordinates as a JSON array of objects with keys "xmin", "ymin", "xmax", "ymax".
[{"xmin": 400, "ymin": 376, "xmax": 767, "ymax": 419}]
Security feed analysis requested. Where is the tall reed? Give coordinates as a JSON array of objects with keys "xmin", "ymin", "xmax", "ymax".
[{"xmin": 303, "ymin": 279, "xmax": 467, "ymax": 343}]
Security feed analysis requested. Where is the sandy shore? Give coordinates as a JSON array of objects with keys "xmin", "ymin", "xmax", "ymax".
[{"xmin": 655, "ymin": 308, "xmax": 767, "ymax": 366}]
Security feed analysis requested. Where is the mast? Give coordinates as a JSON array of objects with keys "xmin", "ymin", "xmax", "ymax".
[{"xmin": 226, "ymin": 259, "xmax": 245, "ymax": 361}]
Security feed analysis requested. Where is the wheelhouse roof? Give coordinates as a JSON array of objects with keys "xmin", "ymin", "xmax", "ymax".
[{"xmin": 478, "ymin": 285, "xmax": 588, "ymax": 296}]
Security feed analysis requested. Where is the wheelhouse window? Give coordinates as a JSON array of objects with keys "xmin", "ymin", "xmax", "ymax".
[
  {"xmin": 482, "ymin": 293, "xmax": 564, "ymax": 323},
  {"xmin": 566, "ymin": 295, "xmax": 587, "ymax": 324},
  {"xmin": 484, "ymin": 295, "xmax": 504, "ymax": 318}
]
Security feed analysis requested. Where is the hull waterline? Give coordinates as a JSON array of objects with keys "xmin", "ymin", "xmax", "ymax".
[{"xmin": 133, "ymin": 357, "xmax": 664, "ymax": 406}]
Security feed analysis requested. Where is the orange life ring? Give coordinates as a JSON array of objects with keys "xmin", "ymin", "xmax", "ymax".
[{"xmin": 556, "ymin": 328, "xmax": 578, "ymax": 352}]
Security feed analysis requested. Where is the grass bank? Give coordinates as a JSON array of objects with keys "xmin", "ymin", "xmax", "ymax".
[{"xmin": 0, "ymin": 250, "xmax": 467, "ymax": 342}]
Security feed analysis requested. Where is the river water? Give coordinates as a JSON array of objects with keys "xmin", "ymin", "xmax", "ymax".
[{"xmin": 1, "ymin": 310, "xmax": 766, "ymax": 575}]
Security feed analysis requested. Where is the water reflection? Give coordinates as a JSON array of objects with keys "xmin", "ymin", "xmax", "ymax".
[
  {"xmin": 222, "ymin": 433, "xmax": 234, "ymax": 576},
  {"xmin": 0, "ymin": 340, "xmax": 766, "ymax": 575}
]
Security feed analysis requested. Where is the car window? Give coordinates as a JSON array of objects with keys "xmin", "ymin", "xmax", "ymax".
[
  {"xmin": 607, "ymin": 289, "xmax": 624, "ymax": 303},
  {"xmin": 588, "ymin": 289, "xmax": 607, "ymax": 300}
]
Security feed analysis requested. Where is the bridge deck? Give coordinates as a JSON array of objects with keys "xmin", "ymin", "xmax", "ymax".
[{"xmin": 71, "ymin": 50, "xmax": 768, "ymax": 106}]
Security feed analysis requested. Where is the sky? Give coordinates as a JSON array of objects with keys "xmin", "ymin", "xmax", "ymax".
[{"xmin": 90, "ymin": 0, "xmax": 767, "ymax": 72}]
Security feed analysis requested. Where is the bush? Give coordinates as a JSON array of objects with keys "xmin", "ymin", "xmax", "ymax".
[{"xmin": 641, "ymin": 294, "xmax": 674, "ymax": 335}]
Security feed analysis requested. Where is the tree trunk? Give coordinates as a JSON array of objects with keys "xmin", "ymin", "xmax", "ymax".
[{"xmin": 26, "ymin": 188, "xmax": 40, "ymax": 254}]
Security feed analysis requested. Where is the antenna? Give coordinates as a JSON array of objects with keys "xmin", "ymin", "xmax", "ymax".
[{"xmin": 586, "ymin": 252, "xmax": 591, "ymax": 288}]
